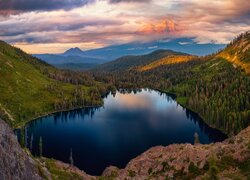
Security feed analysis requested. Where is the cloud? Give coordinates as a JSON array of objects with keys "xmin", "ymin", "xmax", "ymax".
[
  {"xmin": 177, "ymin": 0, "xmax": 250, "ymax": 24},
  {"xmin": 179, "ymin": 42, "xmax": 190, "ymax": 45},
  {"xmin": 0, "ymin": 0, "xmax": 92, "ymax": 15},
  {"xmin": 109, "ymin": 0, "xmax": 150, "ymax": 3},
  {"xmin": 0, "ymin": 0, "xmax": 249, "ymax": 53},
  {"xmin": 138, "ymin": 19, "xmax": 181, "ymax": 34}
]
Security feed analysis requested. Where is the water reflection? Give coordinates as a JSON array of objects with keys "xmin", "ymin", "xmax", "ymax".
[{"xmin": 16, "ymin": 89, "xmax": 227, "ymax": 175}]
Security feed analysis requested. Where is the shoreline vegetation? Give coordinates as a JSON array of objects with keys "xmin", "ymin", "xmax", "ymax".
[
  {"xmin": 156, "ymin": 89, "xmax": 229, "ymax": 136},
  {"xmin": 2, "ymin": 33, "xmax": 249, "ymax": 135},
  {"xmin": 0, "ymin": 32, "xmax": 249, "ymax": 179},
  {"xmin": 16, "ymin": 88, "xmax": 227, "ymax": 143},
  {"xmin": 14, "ymin": 104, "xmax": 103, "ymax": 129},
  {"xmin": 0, "ymin": 40, "xmax": 113, "ymax": 129},
  {"xmin": 13, "ymin": 91, "xmax": 114, "ymax": 129},
  {"xmin": 92, "ymin": 32, "xmax": 250, "ymax": 136}
]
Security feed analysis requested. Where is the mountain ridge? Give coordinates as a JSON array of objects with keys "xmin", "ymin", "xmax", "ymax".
[
  {"xmin": 33, "ymin": 38, "xmax": 225, "ymax": 70},
  {"xmin": 93, "ymin": 49, "xmax": 190, "ymax": 72},
  {"xmin": 0, "ymin": 32, "xmax": 249, "ymax": 180}
]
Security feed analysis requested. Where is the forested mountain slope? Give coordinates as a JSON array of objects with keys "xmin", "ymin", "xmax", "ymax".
[
  {"xmin": 218, "ymin": 31, "xmax": 250, "ymax": 73},
  {"xmin": 0, "ymin": 33, "xmax": 249, "ymax": 180},
  {"xmin": 93, "ymin": 50, "xmax": 189, "ymax": 72},
  {"xmin": 93, "ymin": 32, "xmax": 250, "ymax": 135},
  {"xmin": 0, "ymin": 41, "xmax": 108, "ymax": 127},
  {"xmin": 138, "ymin": 55, "xmax": 196, "ymax": 71}
]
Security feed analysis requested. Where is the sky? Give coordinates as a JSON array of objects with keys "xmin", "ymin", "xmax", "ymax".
[{"xmin": 0, "ymin": 0, "xmax": 249, "ymax": 54}]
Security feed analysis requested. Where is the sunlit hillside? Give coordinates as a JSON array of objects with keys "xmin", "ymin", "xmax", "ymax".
[
  {"xmin": 138, "ymin": 55, "xmax": 196, "ymax": 71},
  {"xmin": 218, "ymin": 31, "xmax": 250, "ymax": 73}
]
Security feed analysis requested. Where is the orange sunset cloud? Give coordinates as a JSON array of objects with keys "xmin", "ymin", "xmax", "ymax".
[{"xmin": 139, "ymin": 19, "xmax": 179, "ymax": 34}]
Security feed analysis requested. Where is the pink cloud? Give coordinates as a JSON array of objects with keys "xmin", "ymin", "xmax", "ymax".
[{"xmin": 0, "ymin": 0, "xmax": 249, "ymax": 53}]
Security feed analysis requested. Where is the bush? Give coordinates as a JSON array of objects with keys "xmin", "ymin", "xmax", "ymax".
[
  {"xmin": 208, "ymin": 156, "xmax": 219, "ymax": 180},
  {"xmin": 188, "ymin": 162, "xmax": 200, "ymax": 175},
  {"xmin": 128, "ymin": 170, "xmax": 136, "ymax": 177},
  {"xmin": 148, "ymin": 167, "xmax": 152, "ymax": 175}
]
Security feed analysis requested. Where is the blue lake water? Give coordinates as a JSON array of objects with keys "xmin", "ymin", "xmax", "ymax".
[{"xmin": 19, "ymin": 89, "xmax": 227, "ymax": 175}]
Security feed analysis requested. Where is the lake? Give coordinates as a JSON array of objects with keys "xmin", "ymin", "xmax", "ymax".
[{"xmin": 17, "ymin": 89, "xmax": 227, "ymax": 175}]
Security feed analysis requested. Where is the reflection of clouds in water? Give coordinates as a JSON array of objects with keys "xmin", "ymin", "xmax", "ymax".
[
  {"xmin": 102, "ymin": 90, "xmax": 187, "ymax": 131},
  {"xmin": 104, "ymin": 90, "xmax": 187, "ymax": 130},
  {"xmin": 115, "ymin": 93, "xmax": 152, "ymax": 108},
  {"xmin": 106, "ymin": 89, "xmax": 176, "ymax": 110},
  {"xmin": 22, "ymin": 89, "xmax": 227, "ymax": 176}
]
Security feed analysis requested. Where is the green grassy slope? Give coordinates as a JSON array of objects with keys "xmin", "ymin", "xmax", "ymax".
[
  {"xmin": 0, "ymin": 41, "xmax": 104, "ymax": 127},
  {"xmin": 93, "ymin": 49, "xmax": 189, "ymax": 72}
]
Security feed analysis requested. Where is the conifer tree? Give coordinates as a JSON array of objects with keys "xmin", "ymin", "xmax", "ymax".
[
  {"xmin": 194, "ymin": 132, "xmax": 200, "ymax": 145},
  {"xmin": 39, "ymin": 137, "xmax": 43, "ymax": 157},
  {"xmin": 69, "ymin": 148, "xmax": 74, "ymax": 166}
]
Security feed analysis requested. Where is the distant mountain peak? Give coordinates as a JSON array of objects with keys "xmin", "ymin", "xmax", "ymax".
[
  {"xmin": 63, "ymin": 47, "xmax": 83, "ymax": 55},
  {"xmin": 72, "ymin": 47, "xmax": 82, "ymax": 51}
]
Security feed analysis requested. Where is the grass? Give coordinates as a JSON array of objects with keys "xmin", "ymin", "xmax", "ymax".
[
  {"xmin": 43, "ymin": 158, "xmax": 83, "ymax": 180},
  {"xmin": 0, "ymin": 41, "xmax": 103, "ymax": 128},
  {"xmin": 176, "ymin": 96, "xmax": 188, "ymax": 106}
]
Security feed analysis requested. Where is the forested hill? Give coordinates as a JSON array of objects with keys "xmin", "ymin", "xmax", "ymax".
[
  {"xmin": 137, "ymin": 55, "xmax": 196, "ymax": 71},
  {"xmin": 0, "ymin": 41, "xmax": 108, "ymax": 127},
  {"xmin": 218, "ymin": 31, "xmax": 250, "ymax": 73},
  {"xmin": 93, "ymin": 32, "xmax": 250, "ymax": 135},
  {"xmin": 93, "ymin": 49, "xmax": 189, "ymax": 72}
]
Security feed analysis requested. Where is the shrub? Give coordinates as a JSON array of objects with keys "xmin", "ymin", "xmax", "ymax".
[
  {"xmin": 208, "ymin": 156, "xmax": 219, "ymax": 180},
  {"xmin": 188, "ymin": 162, "xmax": 200, "ymax": 175},
  {"xmin": 148, "ymin": 167, "xmax": 152, "ymax": 175},
  {"xmin": 128, "ymin": 170, "xmax": 136, "ymax": 177}
]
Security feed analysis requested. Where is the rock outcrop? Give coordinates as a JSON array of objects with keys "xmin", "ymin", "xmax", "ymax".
[
  {"xmin": 102, "ymin": 126, "xmax": 250, "ymax": 179},
  {"xmin": 0, "ymin": 120, "xmax": 43, "ymax": 180}
]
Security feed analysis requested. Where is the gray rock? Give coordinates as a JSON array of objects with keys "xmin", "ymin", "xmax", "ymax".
[{"xmin": 0, "ymin": 120, "xmax": 43, "ymax": 180}]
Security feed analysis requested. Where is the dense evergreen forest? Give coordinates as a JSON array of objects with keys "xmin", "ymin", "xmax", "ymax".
[{"xmin": 93, "ymin": 32, "xmax": 250, "ymax": 135}]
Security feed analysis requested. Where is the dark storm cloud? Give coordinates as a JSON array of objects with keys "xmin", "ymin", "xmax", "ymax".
[{"xmin": 0, "ymin": 0, "xmax": 92, "ymax": 14}]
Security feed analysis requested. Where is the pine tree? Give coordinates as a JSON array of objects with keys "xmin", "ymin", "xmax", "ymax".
[
  {"xmin": 194, "ymin": 132, "xmax": 200, "ymax": 145},
  {"xmin": 69, "ymin": 148, "xmax": 74, "ymax": 166},
  {"xmin": 39, "ymin": 137, "xmax": 43, "ymax": 157},
  {"xmin": 30, "ymin": 134, "xmax": 33, "ymax": 151},
  {"xmin": 20, "ymin": 128, "xmax": 25, "ymax": 148},
  {"xmin": 24, "ymin": 126, "xmax": 27, "ymax": 148}
]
